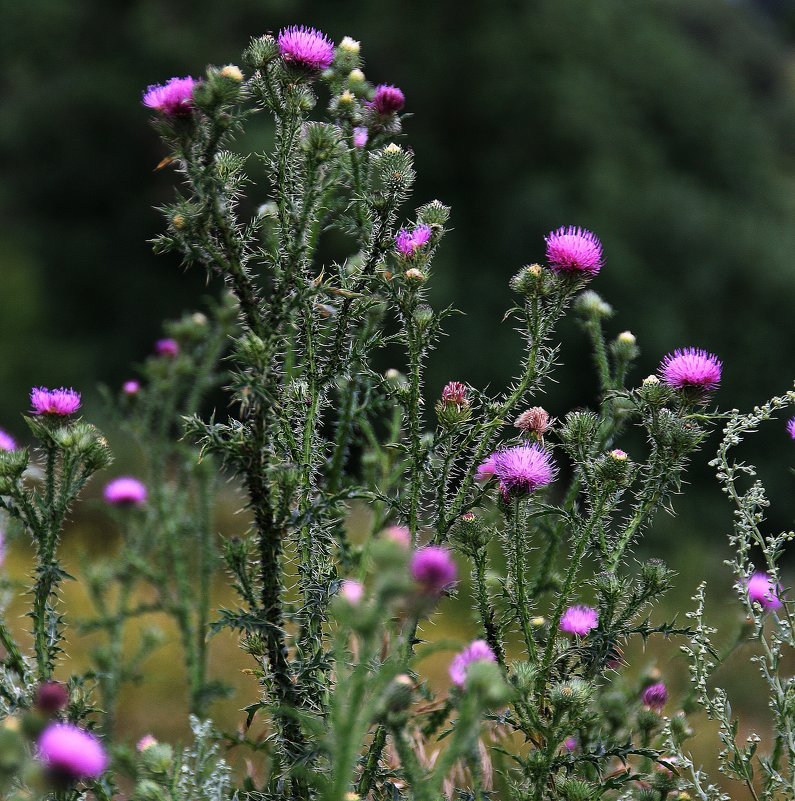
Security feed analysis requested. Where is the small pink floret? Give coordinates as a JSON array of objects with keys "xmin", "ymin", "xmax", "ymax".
[
  {"xmin": 787, "ymin": 417, "xmax": 795, "ymax": 440},
  {"xmin": 559, "ymin": 605, "xmax": 598, "ymax": 636},
  {"xmin": 340, "ymin": 579, "xmax": 365, "ymax": 604},
  {"xmin": 155, "ymin": 338, "xmax": 179, "ymax": 358},
  {"xmin": 383, "ymin": 525, "xmax": 411, "ymax": 548},
  {"xmin": 475, "ymin": 455, "xmax": 497, "ymax": 481},
  {"xmin": 371, "ymin": 84, "xmax": 405, "ymax": 115},
  {"xmin": 659, "ymin": 347, "xmax": 722, "ymax": 391},
  {"xmin": 353, "ymin": 127, "xmax": 369, "ymax": 148},
  {"xmin": 277, "ymin": 26, "xmax": 335, "ymax": 71},
  {"xmin": 30, "ymin": 387, "xmax": 81, "ymax": 416},
  {"xmin": 410, "ymin": 546, "xmax": 457, "ymax": 593},
  {"xmin": 142, "ymin": 77, "xmax": 196, "ymax": 116},
  {"xmin": 449, "ymin": 639, "xmax": 496, "ymax": 687},
  {"xmin": 441, "ymin": 381, "xmax": 469, "ymax": 406},
  {"xmin": 137, "ymin": 734, "xmax": 158, "ymax": 752},
  {"xmin": 123, "ymin": 380, "xmax": 141, "ymax": 396},
  {"xmin": 38, "ymin": 722, "xmax": 108, "ymax": 780},
  {"xmin": 104, "ymin": 477, "xmax": 147, "ymax": 507},
  {"xmin": 492, "ymin": 444, "xmax": 556, "ymax": 496},
  {"xmin": 747, "ymin": 572, "xmax": 783, "ymax": 611},
  {"xmin": 545, "ymin": 226, "xmax": 603, "ymax": 276},
  {"xmin": 0, "ymin": 429, "xmax": 17, "ymax": 451},
  {"xmin": 563, "ymin": 736, "xmax": 577, "ymax": 752},
  {"xmin": 395, "ymin": 225, "xmax": 432, "ymax": 257},
  {"xmin": 641, "ymin": 681, "xmax": 668, "ymax": 711}
]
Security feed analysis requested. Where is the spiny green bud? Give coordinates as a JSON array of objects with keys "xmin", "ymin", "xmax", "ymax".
[
  {"xmin": 640, "ymin": 559, "xmax": 674, "ymax": 595},
  {"xmin": 417, "ymin": 200, "xmax": 450, "ymax": 227},
  {"xmin": 509, "ymin": 661, "xmax": 537, "ymax": 694},
  {"xmin": 638, "ymin": 373, "xmax": 671, "ymax": 406},
  {"xmin": 594, "ymin": 571, "xmax": 623, "ymax": 601},
  {"xmin": 348, "ymin": 68, "xmax": 366, "ymax": 91},
  {"xmin": 449, "ymin": 511, "xmax": 489, "ymax": 553},
  {"xmin": 554, "ymin": 777, "xmax": 597, "ymax": 801},
  {"xmin": 465, "ymin": 660, "xmax": 511, "ymax": 707},
  {"xmin": 336, "ymin": 90, "xmax": 355, "ymax": 111},
  {"xmin": 634, "ymin": 789, "xmax": 659, "ymax": 801},
  {"xmin": 301, "ymin": 122, "xmax": 342, "ymax": 162},
  {"xmin": 284, "ymin": 84, "xmax": 316, "ymax": 114},
  {"xmin": 140, "ymin": 742, "xmax": 174, "ymax": 774},
  {"xmin": 575, "ymin": 290, "xmax": 613, "ymax": 319},
  {"xmin": 0, "ymin": 448, "xmax": 28, "ymax": 480},
  {"xmin": 404, "ymin": 268, "xmax": 426, "ymax": 284},
  {"xmin": 381, "ymin": 674, "xmax": 414, "ymax": 713},
  {"xmin": 335, "ymin": 37, "xmax": 361, "ymax": 71},
  {"xmin": 594, "ymin": 448, "xmax": 632, "ymax": 484},
  {"xmin": 243, "ymin": 35, "xmax": 279, "ymax": 69},
  {"xmin": 611, "ymin": 329, "xmax": 639, "ymax": 362},
  {"xmin": 559, "ymin": 410, "xmax": 599, "ymax": 446},
  {"xmin": 549, "ymin": 679, "xmax": 591, "ymax": 714},
  {"xmin": 236, "ymin": 332, "xmax": 269, "ymax": 370},
  {"xmin": 637, "ymin": 707, "xmax": 663, "ymax": 734},
  {"xmin": 510, "ymin": 263, "xmax": 546, "ymax": 295},
  {"xmin": 133, "ymin": 779, "xmax": 168, "ymax": 801},
  {"xmin": 669, "ymin": 712, "xmax": 693, "ymax": 745},
  {"xmin": 649, "ymin": 761, "xmax": 677, "ymax": 793}
]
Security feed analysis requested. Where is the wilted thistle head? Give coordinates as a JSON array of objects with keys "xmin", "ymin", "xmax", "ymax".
[
  {"xmin": 448, "ymin": 639, "xmax": 497, "ymax": 687},
  {"xmin": 787, "ymin": 417, "xmax": 795, "ymax": 440},
  {"xmin": 37, "ymin": 722, "xmax": 108, "ymax": 780},
  {"xmin": 641, "ymin": 681, "xmax": 668, "ymax": 711},
  {"xmin": 659, "ymin": 347, "xmax": 722, "ymax": 391},
  {"xmin": 492, "ymin": 444, "xmax": 556, "ymax": 496},
  {"xmin": 370, "ymin": 84, "xmax": 405, "ymax": 115},
  {"xmin": 514, "ymin": 406, "xmax": 552, "ymax": 438},
  {"xmin": 746, "ymin": 571, "xmax": 783, "ymax": 611},
  {"xmin": 142, "ymin": 77, "xmax": 197, "ymax": 116},
  {"xmin": 155, "ymin": 338, "xmax": 179, "ymax": 358},
  {"xmin": 545, "ymin": 226, "xmax": 604, "ymax": 276},
  {"xmin": 339, "ymin": 579, "xmax": 365, "ymax": 605},
  {"xmin": 559, "ymin": 605, "xmax": 598, "ymax": 636},
  {"xmin": 277, "ymin": 26, "xmax": 335, "ymax": 71},
  {"xmin": 410, "ymin": 546, "xmax": 457, "ymax": 594},
  {"xmin": 0, "ymin": 429, "xmax": 17, "ymax": 451},
  {"xmin": 103, "ymin": 476, "xmax": 147, "ymax": 507},
  {"xmin": 30, "ymin": 387, "xmax": 81, "ymax": 416},
  {"xmin": 395, "ymin": 224, "xmax": 432, "ymax": 257}
]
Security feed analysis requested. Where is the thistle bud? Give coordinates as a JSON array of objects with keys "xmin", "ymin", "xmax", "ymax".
[
  {"xmin": 140, "ymin": 742, "xmax": 173, "ymax": 775},
  {"xmin": 417, "ymin": 199, "xmax": 450, "ymax": 227},
  {"xmin": 381, "ymin": 674, "xmax": 414, "ymax": 713},
  {"xmin": 669, "ymin": 712, "xmax": 693, "ymax": 745},
  {"xmin": 134, "ymin": 779, "xmax": 168, "ymax": 801},
  {"xmin": 549, "ymin": 679, "xmax": 592, "ymax": 716},
  {"xmin": 35, "ymin": 682, "xmax": 69, "ymax": 714},
  {"xmin": 559, "ymin": 410, "xmax": 599, "ymax": 447},
  {"xmin": 611, "ymin": 330, "xmax": 639, "ymax": 362},
  {"xmin": 348, "ymin": 68, "xmax": 366, "ymax": 92},
  {"xmin": 412, "ymin": 304, "xmax": 434, "ymax": 333},
  {"xmin": 436, "ymin": 381, "xmax": 472, "ymax": 426},
  {"xmin": 243, "ymin": 35, "xmax": 279, "ymax": 69},
  {"xmin": 220, "ymin": 64, "xmax": 244, "ymax": 82},
  {"xmin": 336, "ymin": 90, "xmax": 355, "ymax": 111},
  {"xmin": 594, "ymin": 449, "xmax": 631, "ymax": 483},
  {"xmin": 510, "ymin": 264, "xmax": 545, "ymax": 295},
  {"xmin": 404, "ymin": 268, "xmax": 426, "ymax": 283},
  {"xmin": 554, "ymin": 777, "xmax": 595, "ymax": 801},
  {"xmin": 574, "ymin": 290, "xmax": 613, "ymax": 320}
]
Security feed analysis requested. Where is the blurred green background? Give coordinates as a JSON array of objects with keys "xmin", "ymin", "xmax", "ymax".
[{"xmin": 2, "ymin": 0, "xmax": 795, "ymax": 796}]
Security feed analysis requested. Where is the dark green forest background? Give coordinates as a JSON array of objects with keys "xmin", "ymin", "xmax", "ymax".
[{"xmin": 2, "ymin": 0, "xmax": 795, "ymax": 763}]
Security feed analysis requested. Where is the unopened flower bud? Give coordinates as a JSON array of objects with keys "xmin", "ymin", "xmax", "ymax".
[
  {"xmin": 510, "ymin": 264, "xmax": 545, "ymax": 295},
  {"xmin": 575, "ymin": 290, "xmax": 613, "ymax": 319},
  {"xmin": 172, "ymin": 214, "xmax": 186, "ymax": 230},
  {"xmin": 412, "ymin": 304, "xmax": 434, "ymax": 332},
  {"xmin": 436, "ymin": 381, "xmax": 471, "ymax": 426},
  {"xmin": 220, "ymin": 64, "xmax": 244, "ymax": 82},
  {"xmin": 382, "ymin": 674, "xmax": 414, "ymax": 712},
  {"xmin": 339, "ymin": 36, "xmax": 360, "ymax": 54},
  {"xmin": 383, "ymin": 142, "xmax": 402, "ymax": 154},
  {"xmin": 338, "ymin": 90, "xmax": 355, "ymax": 109},
  {"xmin": 348, "ymin": 68, "xmax": 366, "ymax": 87},
  {"xmin": 404, "ymin": 268, "xmax": 426, "ymax": 283}
]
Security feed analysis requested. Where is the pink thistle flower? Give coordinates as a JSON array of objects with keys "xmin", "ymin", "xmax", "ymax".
[
  {"xmin": 395, "ymin": 225, "xmax": 432, "ymax": 257},
  {"xmin": 559, "ymin": 605, "xmax": 598, "ymax": 636},
  {"xmin": 103, "ymin": 477, "xmax": 147, "ymax": 507},
  {"xmin": 155, "ymin": 338, "xmax": 179, "ymax": 358},
  {"xmin": 353, "ymin": 127, "xmax": 369, "ymax": 148},
  {"xmin": 641, "ymin": 682, "xmax": 668, "ymax": 711},
  {"xmin": 370, "ymin": 84, "xmax": 405, "ymax": 115},
  {"xmin": 0, "ymin": 429, "xmax": 17, "ymax": 451},
  {"xmin": 747, "ymin": 572, "xmax": 783, "ymax": 611},
  {"xmin": 563, "ymin": 736, "xmax": 577, "ymax": 752},
  {"xmin": 545, "ymin": 226, "xmax": 603, "ymax": 276},
  {"xmin": 122, "ymin": 380, "xmax": 141, "ymax": 396},
  {"xmin": 383, "ymin": 525, "xmax": 411, "ymax": 548},
  {"xmin": 475, "ymin": 455, "xmax": 497, "ymax": 481},
  {"xmin": 30, "ymin": 387, "xmax": 81, "ymax": 416},
  {"xmin": 441, "ymin": 381, "xmax": 469, "ymax": 408},
  {"xmin": 410, "ymin": 545, "xmax": 457, "ymax": 593},
  {"xmin": 787, "ymin": 417, "xmax": 795, "ymax": 440},
  {"xmin": 492, "ymin": 444, "xmax": 556, "ymax": 496},
  {"xmin": 277, "ymin": 26, "xmax": 335, "ymax": 72},
  {"xmin": 37, "ymin": 722, "xmax": 108, "ymax": 780},
  {"xmin": 137, "ymin": 734, "xmax": 158, "ymax": 752},
  {"xmin": 659, "ymin": 347, "xmax": 722, "ymax": 391},
  {"xmin": 449, "ymin": 639, "xmax": 496, "ymax": 687},
  {"xmin": 142, "ymin": 77, "xmax": 196, "ymax": 116},
  {"xmin": 35, "ymin": 681, "xmax": 69, "ymax": 714},
  {"xmin": 339, "ymin": 579, "xmax": 364, "ymax": 604}
]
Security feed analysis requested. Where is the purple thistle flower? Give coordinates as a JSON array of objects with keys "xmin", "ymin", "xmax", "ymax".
[
  {"xmin": 142, "ymin": 77, "xmax": 196, "ymax": 116},
  {"xmin": 747, "ymin": 572, "xmax": 783, "ymax": 611},
  {"xmin": 449, "ymin": 639, "xmax": 497, "ymax": 687},
  {"xmin": 492, "ymin": 444, "xmax": 556, "ymax": 496},
  {"xmin": 410, "ymin": 546, "xmax": 457, "ymax": 593},
  {"xmin": 641, "ymin": 682, "xmax": 668, "ymax": 711},
  {"xmin": 123, "ymin": 380, "xmax": 141, "ymax": 396},
  {"xmin": 339, "ymin": 579, "xmax": 364, "ymax": 604},
  {"xmin": 277, "ymin": 26, "xmax": 335, "ymax": 72},
  {"xmin": 370, "ymin": 84, "xmax": 405, "ymax": 115},
  {"xmin": 545, "ymin": 226, "xmax": 604, "ymax": 276},
  {"xmin": 475, "ymin": 455, "xmax": 497, "ymax": 481},
  {"xmin": 137, "ymin": 734, "xmax": 157, "ymax": 752},
  {"xmin": 787, "ymin": 417, "xmax": 795, "ymax": 440},
  {"xmin": 155, "ymin": 338, "xmax": 179, "ymax": 358},
  {"xmin": 37, "ymin": 722, "xmax": 108, "ymax": 780},
  {"xmin": 353, "ymin": 126, "xmax": 369, "ymax": 148},
  {"xmin": 395, "ymin": 224, "xmax": 432, "ymax": 258},
  {"xmin": 104, "ymin": 477, "xmax": 147, "ymax": 507},
  {"xmin": 35, "ymin": 681, "xmax": 69, "ymax": 714},
  {"xmin": 30, "ymin": 387, "xmax": 81, "ymax": 417},
  {"xmin": 563, "ymin": 736, "xmax": 577, "ymax": 752},
  {"xmin": 659, "ymin": 347, "xmax": 722, "ymax": 391},
  {"xmin": 559, "ymin": 605, "xmax": 598, "ymax": 636},
  {"xmin": 0, "ymin": 429, "xmax": 17, "ymax": 451}
]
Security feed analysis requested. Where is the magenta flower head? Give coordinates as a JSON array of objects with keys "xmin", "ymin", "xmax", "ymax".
[
  {"xmin": 155, "ymin": 338, "xmax": 179, "ymax": 358},
  {"xmin": 339, "ymin": 579, "xmax": 364, "ymax": 605},
  {"xmin": 545, "ymin": 226, "xmax": 604, "ymax": 276},
  {"xmin": 475, "ymin": 454, "xmax": 497, "ymax": 482},
  {"xmin": 35, "ymin": 681, "xmax": 70, "ymax": 714},
  {"xmin": 353, "ymin": 126, "xmax": 369, "ymax": 148},
  {"xmin": 0, "ymin": 429, "xmax": 17, "ymax": 451},
  {"xmin": 30, "ymin": 387, "xmax": 81, "ymax": 417},
  {"xmin": 122, "ymin": 380, "xmax": 141, "ymax": 396},
  {"xmin": 395, "ymin": 225, "xmax": 432, "ymax": 258},
  {"xmin": 410, "ymin": 545, "xmax": 457, "ymax": 594},
  {"xmin": 142, "ymin": 77, "xmax": 196, "ymax": 116},
  {"xmin": 641, "ymin": 682, "xmax": 668, "ymax": 711},
  {"xmin": 746, "ymin": 572, "xmax": 783, "ymax": 611},
  {"xmin": 137, "ymin": 734, "xmax": 158, "ymax": 752},
  {"xmin": 563, "ymin": 736, "xmax": 577, "ymax": 752},
  {"xmin": 277, "ymin": 26, "xmax": 335, "ymax": 72},
  {"xmin": 560, "ymin": 605, "xmax": 598, "ymax": 636},
  {"xmin": 449, "ymin": 639, "xmax": 496, "ymax": 687},
  {"xmin": 383, "ymin": 525, "xmax": 411, "ymax": 548},
  {"xmin": 370, "ymin": 84, "xmax": 405, "ymax": 115},
  {"xmin": 492, "ymin": 444, "xmax": 556, "ymax": 496},
  {"xmin": 787, "ymin": 417, "xmax": 795, "ymax": 440},
  {"xmin": 659, "ymin": 347, "xmax": 722, "ymax": 392},
  {"xmin": 37, "ymin": 722, "xmax": 108, "ymax": 780},
  {"xmin": 104, "ymin": 477, "xmax": 147, "ymax": 507}
]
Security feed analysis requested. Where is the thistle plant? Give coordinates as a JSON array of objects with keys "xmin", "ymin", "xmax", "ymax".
[{"xmin": 0, "ymin": 23, "xmax": 745, "ymax": 801}]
